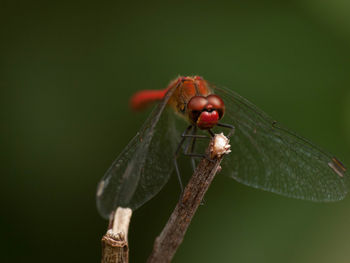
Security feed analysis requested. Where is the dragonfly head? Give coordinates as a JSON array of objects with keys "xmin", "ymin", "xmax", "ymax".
[{"xmin": 187, "ymin": 94, "xmax": 225, "ymax": 129}]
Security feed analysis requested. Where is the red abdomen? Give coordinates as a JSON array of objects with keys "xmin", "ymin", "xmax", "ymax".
[{"xmin": 130, "ymin": 89, "xmax": 168, "ymax": 111}]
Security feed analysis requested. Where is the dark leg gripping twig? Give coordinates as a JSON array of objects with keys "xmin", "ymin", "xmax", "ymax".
[
  {"xmin": 217, "ymin": 122, "xmax": 235, "ymax": 138},
  {"xmin": 173, "ymin": 123, "xmax": 235, "ymax": 193},
  {"xmin": 173, "ymin": 125, "xmax": 211, "ymax": 193}
]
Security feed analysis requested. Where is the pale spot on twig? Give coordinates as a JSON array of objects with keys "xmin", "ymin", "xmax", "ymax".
[{"xmin": 210, "ymin": 133, "xmax": 231, "ymax": 158}]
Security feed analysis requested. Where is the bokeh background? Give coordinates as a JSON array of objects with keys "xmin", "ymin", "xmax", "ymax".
[{"xmin": 3, "ymin": 0, "xmax": 350, "ymax": 262}]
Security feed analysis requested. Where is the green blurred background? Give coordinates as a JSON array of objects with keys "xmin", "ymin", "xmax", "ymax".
[{"xmin": 2, "ymin": 0, "xmax": 350, "ymax": 262}]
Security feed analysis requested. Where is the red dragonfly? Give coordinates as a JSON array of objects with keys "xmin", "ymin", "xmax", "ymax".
[{"xmin": 96, "ymin": 76, "xmax": 348, "ymax": 219}]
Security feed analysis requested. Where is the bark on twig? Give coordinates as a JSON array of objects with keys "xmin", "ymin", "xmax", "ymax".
[
  {"xmin": 147, "ymin": 134, "xmax": 230, "ymax": 263},
  {"xmin": 101, "ymin": 207, "xmax": 132, "ymax": 263}
]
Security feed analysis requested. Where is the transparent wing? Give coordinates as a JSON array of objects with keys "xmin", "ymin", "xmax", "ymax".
[
  {"xmin": 96, "ymin": 88, "xmax": 183, "ymax": 219},
  {"xmin": 214, "ymin": 86, "xmax": 348, "ymax": 201}
]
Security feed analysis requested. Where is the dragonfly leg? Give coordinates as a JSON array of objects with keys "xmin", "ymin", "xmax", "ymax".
[
  {"xmin": 182, "ymin": 134, "xmax": 208, "ymax": 139},
  {"xmin": 174, "ymin": 124, "xmax": 216, "ymax": 193},
  {"xmin": 183, "ymin": 127, "xmax": 214, "ymax": 162},
  {"xmin": 208, "ymin": 129, "xmax": 215, "ymax": 137},
  {"xmin": 174, "ymin": 125, "xmax": 193, "ymax": 193},
  {"xmin": 184, "ymin": 129, "xmax": 206, "ymax": 206},
  {"xmin": 183, "ymin": 126, "xmax": 198, "ymax": 172},
  {"xmin": 217, "ymin": 122, "xmax": 235, "ymax": 138}
]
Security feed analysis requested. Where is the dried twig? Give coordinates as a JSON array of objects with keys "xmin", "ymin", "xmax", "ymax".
[
  {"xmin": 101, "ymin": 207, "xmax": 133, "ymax": 263},
  {"xmin": 147, "ymin": 133, "xmax": 230, "ymax": 263}
]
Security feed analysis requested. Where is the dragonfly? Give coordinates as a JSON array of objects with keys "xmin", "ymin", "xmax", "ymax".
[{"xmin": 96, "ymin": 76, "xmax": 348, "ymax": 219}]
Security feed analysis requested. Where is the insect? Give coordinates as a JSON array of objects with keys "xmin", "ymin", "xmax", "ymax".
[{"xmin": 96, "ymin": 76, "xmax": 348, "ymax": 219}]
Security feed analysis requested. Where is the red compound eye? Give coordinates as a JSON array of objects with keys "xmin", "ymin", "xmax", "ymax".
[
  {"xmin": 187, "ymin": 96, "xmax": 207, "ymax": 112},
  {"xmin": 207, "ymin": 94, "xmax": 224, "ymax": 109},
  {"xmin": 207, "ymin": 94, "xmax": 225, "ymax": 119},
  {"xmin": 187, "ymin": 96, "xmax": 207, "ymax": 124}
]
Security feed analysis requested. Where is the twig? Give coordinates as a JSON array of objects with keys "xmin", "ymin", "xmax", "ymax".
[
  {"xmin": 101, "ymin": 207, "xmax": 133, "ymax": 263},
  {"xmin": 147, "ymin": 133, "xmax": 230, "ymax": 263}
]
